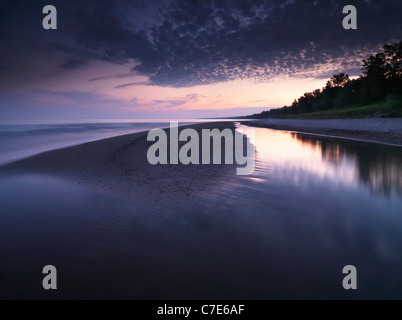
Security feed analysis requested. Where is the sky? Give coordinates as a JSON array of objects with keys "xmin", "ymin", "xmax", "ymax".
[{"xmin": 0, "ymin": 0, "xmax": 401, "ymax": 121}]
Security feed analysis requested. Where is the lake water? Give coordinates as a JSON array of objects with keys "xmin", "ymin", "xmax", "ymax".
[
  {"xmin": 0, "ymin": 120, "xmax": 181, "ymax": 165},
  {"xmin": 0, "ymin": 124, "xmax": 401, "ymax": 299}
]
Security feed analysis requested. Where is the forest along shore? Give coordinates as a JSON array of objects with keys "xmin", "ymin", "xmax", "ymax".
[{"xmin": 243, "ymin": 118, "xmax": 402, "ymax": 146}]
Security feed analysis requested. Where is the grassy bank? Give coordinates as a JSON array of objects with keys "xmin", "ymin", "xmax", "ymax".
[{"xmin": 273, "ymin": 95, "xmax": 402, "ymax": 119}]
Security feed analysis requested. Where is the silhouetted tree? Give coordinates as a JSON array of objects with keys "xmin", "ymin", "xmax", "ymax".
[
  {"xmin": 326, "ymin": 73, "xmax": 350, "ymax": 89},
  {"xmin": 248, "ymin": 41, "xmax": 402, "ymax": 118}
]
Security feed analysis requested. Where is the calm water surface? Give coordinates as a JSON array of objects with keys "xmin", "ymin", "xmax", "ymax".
[{"xmin": 0, "ymin": 125, "xmax": 401, "ymax": 299}]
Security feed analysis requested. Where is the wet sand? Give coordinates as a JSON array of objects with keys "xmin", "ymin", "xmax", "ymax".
[
  {"xmin": 1, "ymin": 122, "xmax": 240, "ymax": 206},
  {"xmin": 0, "ymin": 121, "xmax": 244, "ymax": 299},
  {"xmin": 1, "ymin": 121, "xmax": 402, "ymax": 300}
]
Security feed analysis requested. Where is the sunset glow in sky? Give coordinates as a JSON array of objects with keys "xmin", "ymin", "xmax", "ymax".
[{"xmin": 0, "ymin": 0, "xmax": 401, "ymax": 121}]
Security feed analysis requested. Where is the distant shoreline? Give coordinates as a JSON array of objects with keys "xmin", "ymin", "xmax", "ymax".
[{"xmin": 242, "ymin": 118, "xmax": 402, "ymax": 146}]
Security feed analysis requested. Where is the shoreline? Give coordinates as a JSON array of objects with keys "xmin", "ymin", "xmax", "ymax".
[
  {"xmin": 0, "ymin": 121, "xmax": 241, "ymax": 206},
  {"xmin": 1, "ymin": 120, "xmax": 402, "ymax": 299},
  {"xmin": 242, "ymin": 118, "xmax": 402, "ymax": 147}
]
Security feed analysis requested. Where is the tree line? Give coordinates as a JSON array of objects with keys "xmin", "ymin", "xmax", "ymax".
[{"xmin": 249, "ymin": 41, "xmax": 402, "ymax": 118}]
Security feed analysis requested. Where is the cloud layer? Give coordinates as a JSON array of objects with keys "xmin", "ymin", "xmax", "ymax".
[
  {"xmin": 1, "ymin": 0, "xmax": 401, "ymax": 90},
  {"xmin": 0, "ymin": 0, "xmax": 401, "ymax": 120}
]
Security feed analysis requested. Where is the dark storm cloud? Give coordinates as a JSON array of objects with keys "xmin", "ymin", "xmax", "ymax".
[
  {"xmin": 0, "ymin": 0, "xmax": 401, "ymax": 89},
  {"xmin": 59, "ymin": 58, "xmax": 88, "ymax": 70},
  {"xmin": 89, "ymin": 73, "xmax": 135, "ymax": 82},
  {"xmin": 115, "ymin": 81, "xmax": 150, "ymax": 89}
]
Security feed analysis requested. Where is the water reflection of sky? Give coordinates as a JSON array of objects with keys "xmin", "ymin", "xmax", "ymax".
[
  {"xmin": 238, "ymin": 124, "xmax": 402, "ymax": 198},
  {"xmin": 210, "ymin": 125, "xmax": 402, "ymax": 298}
]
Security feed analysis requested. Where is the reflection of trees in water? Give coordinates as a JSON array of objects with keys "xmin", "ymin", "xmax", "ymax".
[{"xmin": 291, "ymin": 133, "xmax": 402, "ymax": 196}]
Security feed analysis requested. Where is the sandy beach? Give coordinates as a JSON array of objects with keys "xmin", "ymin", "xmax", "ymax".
[
  {"xmin": 2, "ymin": 0, "xmax": 402, "ymax": 303},
  {"xmin": 0, "ymin": 121, "xmax": 246, "ymax": 299},
  {"xmin": 1, "ymin": 122, "xmax": 240, "ymax": 206},
  {"xmin": 243, "ymin": 118, "xmax": 402, "ymax": 146}
]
